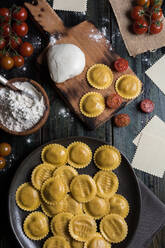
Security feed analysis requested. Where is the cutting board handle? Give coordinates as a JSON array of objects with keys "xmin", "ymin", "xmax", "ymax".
[{"xmin": 25, "ymin": 0, "xmax": 66, "ymax": 34}]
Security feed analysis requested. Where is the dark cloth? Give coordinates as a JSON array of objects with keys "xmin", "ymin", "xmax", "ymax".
[{"xmin": 129, "ymin": 179, "xmax": 165, "ymax": 248}]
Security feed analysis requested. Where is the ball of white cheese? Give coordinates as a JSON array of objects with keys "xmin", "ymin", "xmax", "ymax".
[{"xmin": 47, "ymin": 44, "xmax": 86, "ymax": 83}]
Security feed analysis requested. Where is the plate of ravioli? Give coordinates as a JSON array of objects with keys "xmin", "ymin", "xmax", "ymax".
[{"xmin": 9, "ymin": 137, "xmax": 141, "ymax": 248}]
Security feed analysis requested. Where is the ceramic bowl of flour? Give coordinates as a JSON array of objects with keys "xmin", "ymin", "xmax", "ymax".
[{"xmin": 0, "ymin": 78, "xmax": 50, "ymax": 136}]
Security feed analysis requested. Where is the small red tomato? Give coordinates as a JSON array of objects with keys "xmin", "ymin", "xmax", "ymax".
[
  {"xmin": 114, "ymin": 114, "xmax": 130, "ymax": 127},
  {"xmin": 133, "ymin": 19, "xmax": 148, "ymax": 34},
  {"xmin": 1, "ymin": 56, "xmax": 14, "ymax": 70},
  {"xmin": 0, "ymin": 37, "xmax": 6, "ymax": 49},
  {"xmin": 10, "ymin": 36, "xmax": 22, "ymax": 49},
  {"xmin": 0, "ymin": 8, "xmax": 10, "ymax": 23},
  {"xmin": 114, "ymin": 58, "xmax": 129, "ymax": 72},
  {"xmin": 140, "ymin": 99, "xmax": 155, "ymax": 113},
  {"xmin": 13, "ymin": 55, "xmax": 24, "ymax": 67},
  {"xmin": 13, "ymin": 22, "xmax": 28, "ymax": 37},
  {"xmin": 20, "ymin": 42, "xmax": 34, "ymax": 57},
  {"xmin": 151, "ymin": 6, "xmax": 163, "ymax": 20},
  {"xmin": 12, "ymin": 7, "xmax": 28, "ymax": 22},
  {"xmin": 0, "ymin": 23, "xmax": 10, "ymax": 37},
  {"xmin": 150, "ymin": 20, "xmax": 163, "ymax": 34},
  {"xmin": 0, "ymin": 142, "xmax": 11, "ymax": 157},
  {"xmin": 137, "ymin": 0, "xmax": 150, "ymax": 8},
  {"xmin": 106, "ymin": 93, "xmax": 123, "ymax": 109},
  {"xmin": 151, "ymin": 0, "xmax": 163, "ymax": 6},
  {"xmin": 0, "ymin": 157, "xmax": 6, "ymax": 169},
  {"xmin": 131, "ymin": 6, "xmax": 145, "ymax": 20}
]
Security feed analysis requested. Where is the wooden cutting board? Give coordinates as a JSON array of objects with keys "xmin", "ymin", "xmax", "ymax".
[{"xmin": 25, "ymin": 0, "xmax": 142, "ymax": 130}]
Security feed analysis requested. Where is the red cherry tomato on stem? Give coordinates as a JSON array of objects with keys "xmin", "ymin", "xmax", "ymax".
[
  {"xmin": 12, "ymin": 7, "xmax": 28, "ymax": 22},
  {"xmin": 0, "ymin": 23, "xmax": 10, "ymax": 37},
  {"xmin": 150, "ymin": 20, "xmax": 163, "ymax": 34},
  {"xmin": 13, "ymin": 22, "xmax": 28, "ymax": 37},
  {"xmin": 0, "ymin": 157, "xmax": 6, "ymax": 169},
  {"xmin": 136, "ymin": 0, "xmax": 150, "ymax": 8},
  {"xmin": 131, "ymin": 6, "xmax": 145, "ymax": 20},
  {"xmin": 0, "ymin": 37, "xmax": 6, "ymax": 49},
  {"xmin": 20, "ymin": 42, "xmax": 33, "ymax": 57},
  {"xmin": 151, "ymin": 6, "xmax": 163, "ymax": 20},
  {"xmin": 0, "ymin": 8, "xmax": 10, "ymax": 23},
  {"xmin": 114, "ymin": 58, "xmax": 129, "ymax": 72},
  {"xmin": 13, "ymin": 55, "xmax": 24, "ymax": 67},
  {"xmin": 1, "ymin": 55, "xmax": 14, "ymax": 70},
  {"xmin": 133, "ymin": 19, "xmax": 148, "ymax": 34},
  {"xmin": 10, "ymin": 36, "xmax": 22, "ymax": 49},
  {"xmin": 151, "ymin": 0, "xmax": 163, "ymax": 6}
]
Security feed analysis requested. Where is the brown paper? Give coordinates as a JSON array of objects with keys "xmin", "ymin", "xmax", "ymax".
[{"xmin": 109, "ymin": 0, "xmax": 165, "ymax": 56}]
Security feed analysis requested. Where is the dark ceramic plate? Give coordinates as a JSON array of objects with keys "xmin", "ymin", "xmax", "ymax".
[{"xmin": 8, "ymin": 137, "xmax": 141, "ymax": 248}]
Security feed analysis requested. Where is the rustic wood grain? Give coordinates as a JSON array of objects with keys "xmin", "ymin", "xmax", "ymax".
[
  {"xmin": 0, "ymin": 0, "xmax": 165, "ymax": 247},
  {"xmin": 25, "ymin": 0, "xmax": 142, "ymax": 130}
]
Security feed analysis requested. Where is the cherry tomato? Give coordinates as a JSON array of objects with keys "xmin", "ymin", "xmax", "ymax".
[
  {"xmin": 133, "ymin": 19, "xmax": 148, "ymax": 34},
  {"xmin": 114, "ymin": 114, "xmax": 130, "ymax": 127},
  {"xmin": 151, "ymin": 0, "xmax": 163, "ymax": 6},
  {"xmin": 136, "ymin": 0, "xmax": 150, "ymax": 7},
  {"xmin": 1, "ymin": 56, "xmax": 14, "ymax": 70},
  {"xmin": 0, "ymin": 143, "xmax": 11, "ymax": 157},
  {"xmin": 131, "ymin": 6, "xmax": 145, "ymax": 20},
  {"xmin": 10, "ymin": 36, "xmax": 22, "ymax": 49},
  {"xmin": 150, "ymin": 20, "xmax": 163, "ymax": 34},
  {"xmin": 13, "ymin": 55, "xmax": 24, "ymax": 67},
  {"xmin": 0, "ymin": 37, "xmax": 5, "ymax": 49},
  {"xmin": 114, "ymin": 58, "xmax": 129, "ymax": 72},
  {"xmin": 0, "ymin": 23, "xmax": 10, "ymax": 37},
  {"xmin": 0, "ymin": 8, "xmax": 10, "ymax": 23},
  {"xmin": 0, "ymin": 157, "xmax": 6, "ymax": 169},
  {"xmin": 20, "ymin": 42, "xmax": 34, "ymax": 57},
  {"xmin": 12, "ymin": 7, "xmax": 28, "ymax": 22},
  {"xmin": 13, "ymin": 22, "xmax": 28, "ymax": 37},
  {"xmin": 140, "ymin": 99, "xmax": 154, "ymax": 113},
  {"xmin": 106, "ymin": 93, "xmax": 123, "ymax": 109},
  {"xmin": 151, "ymin": 6, "xmax": 163, "ymax": 20}
]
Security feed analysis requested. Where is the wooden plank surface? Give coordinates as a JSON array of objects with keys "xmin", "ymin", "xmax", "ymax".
[
  {"xmin": 0, "ymin": 0, "xmax": 164, "ymax": 247},
  {"xmin": 26, "ymin": 0, "xmax": 142, "ymax": 130}
]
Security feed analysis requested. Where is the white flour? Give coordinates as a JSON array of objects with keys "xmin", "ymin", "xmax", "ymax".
[{"xmin": 0, "ymin": 82, "xmax": 46, "ymax": 132}]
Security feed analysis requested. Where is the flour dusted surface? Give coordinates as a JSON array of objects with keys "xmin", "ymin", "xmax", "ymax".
[{"xmin": 0, "ymin": 82, "xmax": 46, "ymax": 132}]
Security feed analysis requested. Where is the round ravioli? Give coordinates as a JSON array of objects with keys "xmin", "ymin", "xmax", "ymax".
[
  {"xmin": 115, "ymin": 74, "xmax": 142, "ymax": 99},
  {"xmin": 53, "ymin": 165, "xmax": 78, "ymax": 191},
  {"xmin": 100, "ymin": 214, "xmax": 128, "ymax": 243},
  {"xmin": 67, "ymin": 142, "xmax": 92, "ymax": 168},
  {"xmin": 41, "ymin": 144, "xmax": 67, "ymax": 167},
  {"xmin": 83, "ymin": 196, "xmax": 110, "ymax": 219},
  {"xmin": 109, "ymin": 194, "xmax": 129, "ymax": 218},
  {"xmin": 23, "ymin": 211, "xmax": 49, "ymax": 240},
  {"xmin": 69, "ymin": 215, "xmax": 97, "ymax": 242},
  {"xmin": 41, "ymin": 200, "xmax": 64, "ymax": 217},
  {"xmin": 61, "ymin": 194, "xmax": 83, "ymax": 215},
  {"xmin": 16, "ymin": 182, "xmax": 40, "ymax": 211},
  {"xmin": 85, "ymin": 233, "xmax": 110, "ymax": 248},
  {"xmin": 70, "ymin": 175, "xmax": 97, "ymax": 203},
  {"xmin": 94, "ymin": 171, "xmax": 119, "ymax": 199},
  {"xmin": 87, "ymin": 64, "xmax": 113, "ymax": 89},
  {"xmin": 70, "ymin": 239, "xmax": 84, "ymax": 248},
  {"xmin": 31, "ymin": 163, "xmax": 55, "ymax": 190},
  {"xmin": 94, "ymin": 145, "xmax": 121, "ymax": 171},
  {"xmin": 80, "ymin": 92, "xmax": 105, "ymax": 117},
  {"xmin": 43, "ymin": 236, "xmax": 70, "ymax": 248},
  {"xmin": 51, "ymin": 212, "xmax": 73, "ymax": 240},
  {"xmin": 41, "ymin": 176, "xmax": 67, "ymax": 204}
]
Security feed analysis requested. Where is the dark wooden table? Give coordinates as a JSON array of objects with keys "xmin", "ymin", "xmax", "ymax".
[{"xmin": 0, "ymin": 0, "xmax": 165, "ymax": 247}]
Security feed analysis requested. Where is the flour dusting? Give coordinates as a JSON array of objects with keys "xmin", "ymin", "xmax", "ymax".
[{"xmin": 0, "ymin": 82, "xmax": 46, "ymax": 132}]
